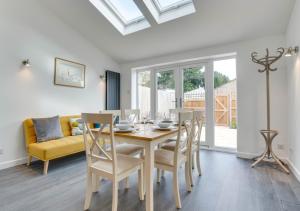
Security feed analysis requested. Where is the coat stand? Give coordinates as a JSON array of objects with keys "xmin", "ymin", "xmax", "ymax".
[{"xmin": 251, "ymin": 48, "xmax": 289, "ymax": 174}]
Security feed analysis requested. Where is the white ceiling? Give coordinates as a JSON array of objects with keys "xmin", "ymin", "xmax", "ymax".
[{"xmin": 39, "ymin": 0, "xmax": 295, "ymax": 63}]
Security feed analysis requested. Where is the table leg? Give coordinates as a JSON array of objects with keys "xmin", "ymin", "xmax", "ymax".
[{"xmin": 145, "ymin": 143, "xmax": 154, "ymax": 211}]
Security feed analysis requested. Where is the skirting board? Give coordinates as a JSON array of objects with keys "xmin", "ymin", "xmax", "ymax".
[
  {"xmin": 200, "ymin": 146, "xmax": 237, "ymax": 154},
  {"xmin": 0, "ymin": 157, "xmax": 27, "ymax": 171},
  {"xmin": 286, "ymin": 159, "xmax": 300, "ymax": 183},
  {"xmin": 237, "ymin": 151, "xmax": 300, "ymax": 183},
  {"xmin": 1, "ymin": 151, "xmax": 299, "ymax": 183},
  {"xmin": 237, "ymin": 151, "xmax": 260, "ymax": 159}
]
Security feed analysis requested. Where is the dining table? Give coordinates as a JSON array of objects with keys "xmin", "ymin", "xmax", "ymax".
[{"xmin": 92, "ymin": 124, "xmax": 179, "ymax": 211}]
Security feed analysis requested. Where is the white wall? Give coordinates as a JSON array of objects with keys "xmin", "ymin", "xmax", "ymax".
[
  {"xmin": 0, "ymin": 0, "xmax": 120, "ymax": 169},
  {"xmin": 286, "ymin": 0, "xmax": 300, "ymax": 180},
  {"xmin": 120, "ymin": 35, "xmax": 288, "ymax": 159}
]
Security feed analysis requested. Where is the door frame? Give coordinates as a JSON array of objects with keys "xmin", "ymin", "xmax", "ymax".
[
  {"xmin": 176, "ymin": 62, "xmax": 213, "ymax": 147},
  {"xmin": 135, "ymin": 57, "xmax": 237, "ymax": 150},
  {"xmin": 153, "ymin": 61, "xmax": 214, "ymax": 147},
  {"xmin": 154, "ymin": 66, "xmax": 180, "ymax": 115}
]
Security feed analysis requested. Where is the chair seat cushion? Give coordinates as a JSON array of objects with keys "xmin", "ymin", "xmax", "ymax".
[
  {"xmin": 28, "ymin": 135, "xmax": 87, "ymax": 160},
  {"xmin": 154, "ymin": 149, "xmax": 185, "ymax": 167},
  {"xmin": 161, "ymin": 140, "xmax": 187, "ymax": 153},
  {"xmin": 91, "ymin": 154, "xmax": 143, "ymax": 176},
  {"xmin": 161, "ymin": 141, "xmax": 176, "ymax": 151},
  {"xmin": 115, "ymin": 144, "xmax": 144, "ymax": 155}
]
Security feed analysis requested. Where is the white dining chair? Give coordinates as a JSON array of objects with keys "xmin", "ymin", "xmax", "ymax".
[
  {"xmin": 99, "ymin": 110, "xmax": 144, "ymax": 157},
  {"xmin": 99, "ymin": 109, "xmax": 144, "ymax": 188},
  {"xmin": 189, "ymin": 110, "xmax": 204, "ymax": 185},
  {"xmin": 100, "ymin": 110, "xmax": 122, "ymax": 123},
  {"xmin": 156, "ymin": 108, "xmax": 193, "ymax": 178},
  {"xmin": 169, "ymin": 108, "xmax": 193, "ymax": 121},
  {"xmin": 124, "ymin": 109, "xmax": 141, "ymax": 123},
  {"xmin": 82, "ymin": 113, "xmax": 144, "ymax": 211},
  {"xmin": 160, "ymin": 110, "xmax": 204, "ymax": 186},
  {"xmin": 154, "ymin": 111, "xmax": 193, "ymax": 208}
]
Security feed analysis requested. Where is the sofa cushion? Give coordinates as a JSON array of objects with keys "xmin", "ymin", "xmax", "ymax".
[
  {"xmin": 70, "ymin": 118, "xmax": 84, "ymax": 136},
  {"xmin": 32, "ymin": 116, "xmax": 63, "ymax": 142},
  {"xmin": 24, "ymin": 115, "xmax": 81, "ymax": 147},
  {"xmin": 28, "ymin": 135, "xmax": 87, "ymax": 160}
]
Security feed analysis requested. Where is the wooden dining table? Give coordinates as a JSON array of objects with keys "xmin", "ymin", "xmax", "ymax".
[{"xmin": 93, "ymin": 124, "xmax": 179, "ymax": 211}]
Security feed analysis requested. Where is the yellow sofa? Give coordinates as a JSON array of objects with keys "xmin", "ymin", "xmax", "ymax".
[{"xmin": 23, "ymin": 115, "xmax": 86, "ymax": 175}]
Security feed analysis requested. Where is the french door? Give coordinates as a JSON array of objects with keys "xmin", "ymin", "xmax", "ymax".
[
  {"xmin": 155, "ymin": 68, "xmax": 178, "ymax": 118},
  {"xmin": 137, "ymin": 58, "xmax": 237, "ymax": 149},
  {"xmin": 154, "ymin": 63, "xmax": 213, "ymax": 147}
]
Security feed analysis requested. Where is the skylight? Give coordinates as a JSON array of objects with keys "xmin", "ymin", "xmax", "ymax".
[
  {"xmin": 144, "ymin": 0, "xmax": 195, "ymax": 24},
  {"xmin": 89, "ymin": 0, "xmax": 195, "ymax": 35},
  {"xmin": 89, "ymin": 0, "xmax": 150, "ymax": 35},
  {"xmin": 153, "ymin": 0, "xmax": 193, "ymax": 12},
  {"xmin": 105, "ymin": 0, "xmax": 144, "ymax": 25}
]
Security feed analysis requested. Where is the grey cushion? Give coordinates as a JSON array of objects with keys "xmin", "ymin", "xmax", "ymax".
[{"xmin": 32, "ymin": 116, "xmax": 64, "ymax": 142}]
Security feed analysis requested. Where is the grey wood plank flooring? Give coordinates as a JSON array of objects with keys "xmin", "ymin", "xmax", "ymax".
[{"xmin": 0, "ymin": 150, "xmax": 299, "ymax": 211}]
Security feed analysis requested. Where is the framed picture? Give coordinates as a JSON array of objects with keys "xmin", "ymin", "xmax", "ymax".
[{"xmin": 54, "ymin": 58, "xmax": 86, "ymax": 88}]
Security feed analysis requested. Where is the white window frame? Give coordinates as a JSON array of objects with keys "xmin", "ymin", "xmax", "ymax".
[
  {"xmin": 133, "ymin": 55, "xmax": 237, "ymax": 151},
  {"xmin": 143, "ymin": 0, "xmax": 196, "ymax": 24},
  {"xmin": 103, "ymin": 0, "xmax": 144, "ymax": 25},
  {"xmin": 152, "ymin": 0, "xmax": 193, "ymax": 13},
  {"xmin": 89, "ymin": 0, "xmax": 150, "ymax": 35},
  {"xmin": 212, "ymin": 56, "xmax": 237, "ymax": 152},
  {"xmin": 154, "ymin": 66, "xmax": 180, "ymax": 118},
  {"xmin": 135, "ymin": 61, "xmax": 212, "ymax": 147},
  {"xmin": 136, "ymin": 70, "xmax": 154, "ymax": 118}
]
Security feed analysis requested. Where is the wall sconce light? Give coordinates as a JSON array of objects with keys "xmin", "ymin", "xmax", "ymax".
[
  {"xmin": 22, "ymin": 59, "xmax": 31, "ymax": 67},
  {"xmin": 285, "ymin": 46, "xmax": 299, "ymax": 57},
  {"xmin": 99, "ymin": 74, "xmax": 106, "ymax": 80}
]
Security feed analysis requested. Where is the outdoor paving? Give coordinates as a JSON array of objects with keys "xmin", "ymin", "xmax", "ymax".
[{"xmin": 200, "ymin": 126, "xmax": 237, "ymax": 149}]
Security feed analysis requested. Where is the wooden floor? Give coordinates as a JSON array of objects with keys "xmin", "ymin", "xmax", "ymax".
[{"xmin": 1, "ymin": 150, "xmax": 300, "ymax": 211}]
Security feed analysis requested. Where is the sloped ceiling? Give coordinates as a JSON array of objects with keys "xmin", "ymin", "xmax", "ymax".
[{"xmin": 39, "ymin": 0, "xmax": 295, "ymax": 63}]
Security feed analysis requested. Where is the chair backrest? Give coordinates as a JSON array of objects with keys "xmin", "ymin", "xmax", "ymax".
[
  {"xmin": 174, "ymin": 111, "xmax": 194, "ymax": 165},
  {"xmin": 100, "ymin": 110, "xmax": 122, "ymax": 123},
  {"xmin": 82, "ymin": 113, "xmax": 117, "ymax": 175},
  {"xmin": 124, "ymin": 109, "xmax": 140, "ymax": 123},
  {"xmin": 169, "ymin": 108, "xmax": 193, "ymax": 121},
  {"xmin": 192, "ymin": 110, "xmax": 204, "ymax": 147}
]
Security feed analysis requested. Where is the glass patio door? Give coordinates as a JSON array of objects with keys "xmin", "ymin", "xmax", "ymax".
[
  {"xmin": 153, "ymin": 63, "xmax": 212, "ymax": 146},
  {"xmin": 152, "ymin": 60, "xmax": 236, "ymax": 150},
  {"xmin": 155, "ymin": 68, "xmax": 180, "ymax": 119},
  {"xmin": 178, "ymin": 64, "xmax": 211, "ymax": 146}
]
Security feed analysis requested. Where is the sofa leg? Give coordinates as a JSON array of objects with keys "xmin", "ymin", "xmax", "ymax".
[
  {"xmin": 27, "ymin": 155, "xmax": 32, "ymax": 166},
  {"xmin": 43, "ymin": 161, "xmax": 49, "ymax": 175}
]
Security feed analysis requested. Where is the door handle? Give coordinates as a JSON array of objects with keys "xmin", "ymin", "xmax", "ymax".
[
  {"xmin": 180, "ymin": 97, "xmax": 183, "ymax": 108},
  {"xmin": 172, "ymin": 98, "xmax": 178, "ymax": 108}
]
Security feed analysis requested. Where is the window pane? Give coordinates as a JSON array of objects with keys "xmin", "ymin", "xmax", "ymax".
[
  {"xmin": 106, "ymin": 0, "xmax": 144, "ymax": 23},
  {"xmin": 138, "ymin": 71, "xmax": 151, "ymax": 118},
  {"xmin": 183, "ymin": 66, "xmax": 206, "ymax": 142},
  {"xmin": 213, "ymin": 58, "xmax": 237, "ymax": 149},
  {"xmin": 154, "ymin": 0, "xmax": 192, "ymax": 10},
  {"xmin": 157, "ymin": 70, "xmax": 176, "ymax": 118}
]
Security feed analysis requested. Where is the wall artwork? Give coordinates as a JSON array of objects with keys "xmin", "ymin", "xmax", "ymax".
[{"xmin": 54, "ymin": 58, "xmax": 86, "ymax": 88}]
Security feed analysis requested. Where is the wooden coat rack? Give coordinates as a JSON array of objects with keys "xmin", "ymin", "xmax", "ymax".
[{"xmin": 251, "ymin": 48, "xmax": 289, "ymax": 174}]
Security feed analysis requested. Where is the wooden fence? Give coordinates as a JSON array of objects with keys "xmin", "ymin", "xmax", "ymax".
[{"xmin": 184, "ymin": 95, "xmax": 237, "ymax": 128}]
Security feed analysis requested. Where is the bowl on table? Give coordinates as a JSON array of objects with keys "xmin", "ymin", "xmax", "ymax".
[
  {"xmin": 119, "ymin": 120, "xmax": 130, "ymax": 124},
  {"xmin": 116, "ymin": 124, "xmax": 130, "ymax": 130},
  {"xmin": 161, "ymin": 120, "xmax": 173, "ymax": 124},
  {"xmin": 158, "ymin": 122, "xmax": 172, "ymax": 129}
]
